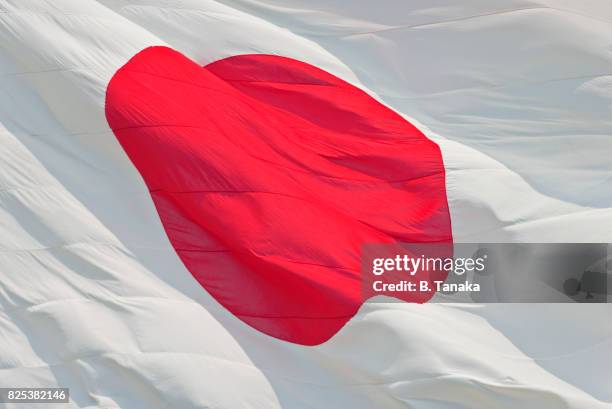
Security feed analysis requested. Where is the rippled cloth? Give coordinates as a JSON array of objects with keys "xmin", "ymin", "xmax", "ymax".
[{"xmin": 0, "ymin": 1, "xmax": 611, "ymax": 408}]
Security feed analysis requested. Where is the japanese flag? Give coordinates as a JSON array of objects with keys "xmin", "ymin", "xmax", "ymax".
[{"xmin": 0, "ymin": 1, "xmax": 611, "ymax": 408}]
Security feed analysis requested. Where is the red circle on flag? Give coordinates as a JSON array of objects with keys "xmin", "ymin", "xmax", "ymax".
[{"xmin": 105, "ymin": 46, "xmax": 452, "ymax": 345}]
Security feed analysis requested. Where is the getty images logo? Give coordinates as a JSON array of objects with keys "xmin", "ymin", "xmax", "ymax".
[{"xmin": 362, "ymin": 243, "xmax": 611, "ymax": 303}]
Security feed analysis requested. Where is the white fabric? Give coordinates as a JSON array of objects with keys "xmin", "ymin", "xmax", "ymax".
[{"xmin": 0, "ymin": 1, "xmax": 610, "ymax": 408}]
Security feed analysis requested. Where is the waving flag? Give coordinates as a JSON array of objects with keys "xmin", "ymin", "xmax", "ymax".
[{"xmin": 1, "ymin": 1, "xmax": 611, "ymax": 408}]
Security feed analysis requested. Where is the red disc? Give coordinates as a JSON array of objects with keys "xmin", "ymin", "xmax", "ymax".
[{"xmin": 105, "ymin": 46, "xmax": 452, "ymax": 345}]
